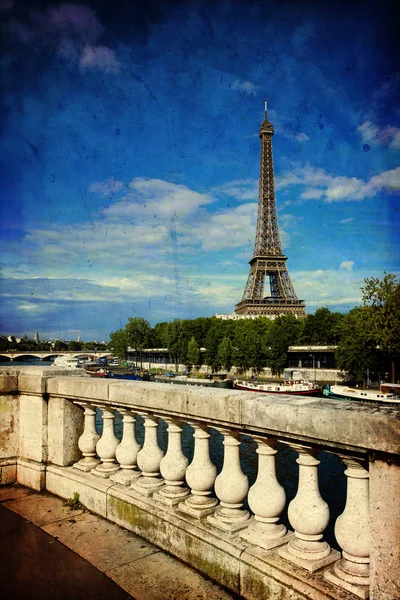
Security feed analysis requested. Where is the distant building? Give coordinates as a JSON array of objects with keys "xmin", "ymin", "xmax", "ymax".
[{"xmin": 34, "ymin": 330, "xmax": 40, "ymax": 342}]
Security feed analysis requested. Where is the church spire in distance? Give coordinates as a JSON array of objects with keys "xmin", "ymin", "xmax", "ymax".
[{"xmin": 234, "ymin": 102, "xmax": 306, "ymax": 319}]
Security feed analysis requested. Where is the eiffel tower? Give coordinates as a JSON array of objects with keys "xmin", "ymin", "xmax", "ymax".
[{"xmin": 235, "ymin": 103, "xmax": 306, "ymax": 318}]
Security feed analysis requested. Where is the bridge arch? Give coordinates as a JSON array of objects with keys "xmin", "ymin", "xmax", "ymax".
[{"xmin": 0, "ymin": 351, "xmax": 112, "ymax": 362}]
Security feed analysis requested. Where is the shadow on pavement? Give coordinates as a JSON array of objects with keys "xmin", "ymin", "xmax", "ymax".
[{"xmin": 0, "ymin": 504, "xmax": 135, "ymax": 600}]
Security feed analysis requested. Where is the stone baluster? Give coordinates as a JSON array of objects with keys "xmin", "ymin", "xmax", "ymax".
[
  {"xmin": 91, "ymin": 406, "xmax": 120, "ymax": 477},
  {"xmin": 179, "ymin": 422, "xmax": 218, "ymax": 518},
  {"xmin": 279, "ymin": 444, "xmax": 339, "ymax": 572},
  {"xmin": 241, "ymin": 436, "xmax": 293, "ymax": 549},
  {"xmin": 131, "ymin": 412, "xmax": 165, "ymax": 496},
  {"xmin": 73, "ymin": 402, "xmax": 101, "ymax": 471},
  {"xmin": 207, "ymin": 428, "xmax": 250, "ymax": 532},
  {"xmin": 325, "ymin": 457, "xmax": 370, "ymax": 599},
  {"xmin": 156, "ymin": 418, "xmax": 190, "ymax": 505},
  {"xmin": 110, "ymin": 409, "xmax": 142, "ymax": 486}
]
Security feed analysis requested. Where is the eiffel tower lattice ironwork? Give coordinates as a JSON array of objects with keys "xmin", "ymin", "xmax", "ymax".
[{"xmin": 235, "ymin": 103, "xmax": 306, "ymax": 318}]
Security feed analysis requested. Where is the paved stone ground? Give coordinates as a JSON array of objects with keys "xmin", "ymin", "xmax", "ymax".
[{"xmin": 0, "ymin": 484, "xmax": 238, "ymax": 600}]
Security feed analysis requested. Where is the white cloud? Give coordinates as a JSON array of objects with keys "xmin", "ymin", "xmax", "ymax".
[
  {"xmin": 80, "ymin": 45, "xmax": 120, "ymax": 72},
  {"xmin": 103, "ymin": 178, "xmax": 214, "ymax": 222},
  {"xmin": 293, "ymin": 269, "xmax": 364, "ymax": 308},
  {"xmin": 358, "ymin": 121, "xmax": 400, "ymax": 149},
  {"xmin": 18, "ymin": 302, "xmax": 40, "ymax": 311},
  {"xmin": 277, "ymin": 165, "xmax": 400, "ymax": 202},
  {"xmin": 89, "ymin": 178, "xmax": 125, "ymax": 196},
  {"xmin": 267, "ymin": 109, "xmax": 310, "ymax": 144},
  {"xmin": 340, "ymin": 261, "xmax": 355, "ymax": 271},
  {"xmin": 191, "ymin": 203, "xmax": 257, "ymax": 251},
  {"xmin": 295, "ymin": 132, "xmax": 311, "ymax": 142},
  {"xmin": 19, "ymin": 173, "xmax": 302, "ymax": 290},
  {"xmin": 300, "ymin": 188, "xmax": 325, "ymax": 200},
  {"xmin": 231, "ymin": 79, "xmax": 260, "ymax": 95},
  {"xmin": 8, "ymin": 3, "xmax": 119, "ymax": 74},
  {"xmin": 340, "ymin": 217, "xmax": 354, "ymax": 224},
  {"xmin": 215, "ymin": 179, "xmax": 258, "ymax": 201}
]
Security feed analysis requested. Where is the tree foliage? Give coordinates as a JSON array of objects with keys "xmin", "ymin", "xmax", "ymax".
[
  {"xmin": 266, "ymin": 315, "xmax": 303, "ymax": 375},
  {"xmin": 217, "ymin": 336, "xmax": 234, "ymax": 372},
  {"xmin": 335, "ymin": 273, "xmax": 400, "ymax": 383},
  {"xmin": 125, "ymin": 317, "xmax": 151, "ymax": 351},
  {"xmin": 186, "ymin": 336, "xmax": 201, "ymax": 370},
  {"xmin": 335, "ymin": 307, "xmax": 378, "ymax": 383},
  {"xmin": 106, "ymin": 277, "xmax": 398, "ymax": 378},
  {"xmin": 300, "ymin": 307, "xmax": 343, "ymax": 345},
  {"xmin": 109, "ymin": 328, "xmax": 129, "ymax": 360}
]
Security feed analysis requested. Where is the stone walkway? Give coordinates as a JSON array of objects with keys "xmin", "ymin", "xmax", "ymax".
[{"xmin": 0, "ymin": 484, "xmax": 238, "ymax": 600}]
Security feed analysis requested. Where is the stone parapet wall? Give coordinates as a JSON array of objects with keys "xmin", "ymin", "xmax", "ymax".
[{"xmin": 1, "ymin": 366, "xmax": 399, "ymax": 600}]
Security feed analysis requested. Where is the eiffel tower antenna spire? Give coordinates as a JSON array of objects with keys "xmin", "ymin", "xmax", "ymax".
[{"xmin": 234, "ymin": 103, "xmax": 306, "ymax": 319}]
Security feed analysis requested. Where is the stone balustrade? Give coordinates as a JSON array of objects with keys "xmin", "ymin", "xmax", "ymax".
[{"xmin": 0, "ymin": 366, "xmax": 399, "ymax": 600}]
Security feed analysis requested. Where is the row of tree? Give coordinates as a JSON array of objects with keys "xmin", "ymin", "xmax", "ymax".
[
  {"xmin": 109, "ymin": 274, "xmax": 399, "ymax": 382},
  {"xmin": 0, "ymin": 336, "xmax": 107, "ymax": 353}
]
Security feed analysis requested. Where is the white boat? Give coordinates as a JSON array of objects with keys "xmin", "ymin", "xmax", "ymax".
[
  {"xmin": 52, "ymin": 356, "xmax": 83, "ymax": 369},
  {"xmin": 323, "ymin": 383, "xmax": 400, "ymax": 404},
  {"xmin": 234, "ymin": 369, "xmax": 320, "ymax": 396}
]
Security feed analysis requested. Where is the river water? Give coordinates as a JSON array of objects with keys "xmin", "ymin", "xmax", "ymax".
[{"xmin": 2, "ymin": 358, "xmax": 345, "ymax": 548}]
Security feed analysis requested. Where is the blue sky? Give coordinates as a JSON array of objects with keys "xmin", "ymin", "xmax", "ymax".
[{"xmin": 1, "ymin": 0, "xmax": 399, "ymax": 341}]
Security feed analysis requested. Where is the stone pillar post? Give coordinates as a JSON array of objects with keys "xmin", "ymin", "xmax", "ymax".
[
  {"xmin": 207, "ymin": 428, "xmax": 250, "ymax": 532},
  {"xmin": 279, "ymin": 444, "xmax": 339, "ymax": 572},
  {"xmin": 156, "ymin": 418, "xmax": 190, "ymax": 506},
  {"xmin": 74, "ymin": 402, "xmax": 100, "ymax": 472},
  {"xmin": 369, "ymin": 458, "xmax": 400, "ymax": 600},
  {"xmin": 91, "ymin": 406, "xmax": 120, "ymax": 478},
  {"xmin": 131, "ymin": 413, "xmax": 164, "ymax": 495},
  {"xmin": 48, "ymin": 396, "xmax": 83, "ymax": 467},
  {"xmin": 179, "ymin": 422, "xmax": 218, "ymax": 518},
  {"xmin": 110, "ymin": 409, "xmax": 142, "ymax": 486},
  {"xmin": 241, "ymin": 436, "xmax": 293, "ymax": 549},
  {"xmin": 325, "ymin": 457, "xmax": 370, "ymax": 599}
]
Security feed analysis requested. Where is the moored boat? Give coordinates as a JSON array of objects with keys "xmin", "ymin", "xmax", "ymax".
[
  {"xmin": 52, "ymin": 356, "xmax": 83, "ymax": 369},
  {"xmin": 323, "ymin": 383, "xmax": 400, "ymax": 404},
  {"xmin": 87, "ymin": 368, "xmax": 110, "ymax": 378},
  {"xmin": 154, "ymin": 375, "xmax": 234, "ymax": 389},
  {"xmin": 233, "ymin": 369, "xmax": 319, "ymax": 395},
  {"xmin": 109, "ymin": 372, "xmax": 142, "ymax": 380}
]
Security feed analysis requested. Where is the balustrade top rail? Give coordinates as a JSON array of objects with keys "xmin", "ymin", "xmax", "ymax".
[{"xmin": 3, "ymin": 367, "xmax": 399, "ymax": 457}]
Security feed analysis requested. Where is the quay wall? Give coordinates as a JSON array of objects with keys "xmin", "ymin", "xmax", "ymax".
[{"xmin": 0, "ymin": 366, "xmax": 399, "ymax": 600}]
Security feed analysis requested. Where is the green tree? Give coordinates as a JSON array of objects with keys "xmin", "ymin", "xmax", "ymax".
[
  {"xmin": 266, "ymin": 315, "xmax": 303, "ymax": 375},
  {"xmin": 186, "ymin": 336, "xmax": 200, "ymax": 371},
  {"xmin": 109, "ymin": 328, "xmax": 129, "ymax": 361},
  {"xmin": 231, "ymin": 320, "xmax": 256, "ymax": 372},
  {"xmin": 151, "ymin": 322, "xmax": 170, "ymax": 348},
  {"xmin": 0, "ymin": 336, "xmax": 12, "ymax": 351},
  {"xmin": 53, "ymin": 340, "xmax": 68, "ymax": 351},
  {"xmin": 204, "ymin": 318, "xmax": 226, "ymax": 371},
  {"xmin": 167, "ymin": 319, "xmax": 185, "ymax": 370},
  {"xmin": 125, "ymin": 317, "xmax": 151, "ymax": 366},
  {"xmin": 300, "ymin": 307, "xmax": 343, "ymax": 345},
  {"xmin": 334, "ymin": 274, "xmax": 400, "ymax": 383},
  {"xmin": 217, "ymin": 336, "xmax": 234, "ymax": 372},
  {"xmin": 68, "ymin": 340, "xmax": 82, "ymax": 351},
  {"xmin": 335, "ymin": 307, "xmax": 378, "ymax": 383},
  {"xmin": 361, "ymin": 273, "xmax": 400, "ymax": 382}
]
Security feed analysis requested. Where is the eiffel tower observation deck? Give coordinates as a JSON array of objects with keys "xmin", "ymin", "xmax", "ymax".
[{"xmin": 234, "ymin": 103, "xmax": 306, "ymax": 319}]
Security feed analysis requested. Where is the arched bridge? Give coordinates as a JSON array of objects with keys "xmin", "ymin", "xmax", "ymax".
[{"xmin": 0, "ymin": 350, "xmax": 112, "ymax": 362}]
